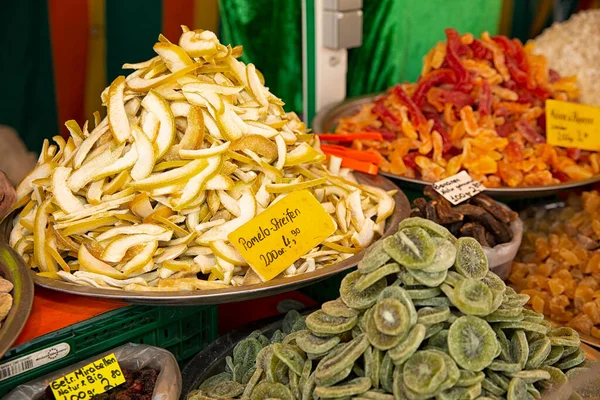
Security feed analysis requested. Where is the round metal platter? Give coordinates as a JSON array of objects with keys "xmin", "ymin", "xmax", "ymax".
[
  {"xmin": 0, "ymin": 235, "xmax": 34, "ymax": 358},
  {"xmin": 1, "ymin": 173, "xmax": 409, "ymax": 305},
  {"xmin": 313, "ymin": 94, "xmax": 600, "ymax": 199}
]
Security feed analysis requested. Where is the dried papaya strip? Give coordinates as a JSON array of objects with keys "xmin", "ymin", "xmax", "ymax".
[{"xmin": 412, "ymin": 68, "xmax": 456, "ymax": 107}]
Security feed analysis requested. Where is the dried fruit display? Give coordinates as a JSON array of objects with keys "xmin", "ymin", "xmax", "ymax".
[
  {"xmin": 8, "ymin": 28, "xmax": 396, "ymax": 291},
  {"xmin": 411, "ymin": 186, "xmax": 518, "ymax": 247},
  {"xmin": 333, "ymin": 28, "xmax": 598, "ymax": 187},
  {"xmin": 510, "ymin": 191, "xmax": 600, "ymax": 339},
  {"xmin": 190, "ymin": 217, "xmax": 587, "ymax": 399}
]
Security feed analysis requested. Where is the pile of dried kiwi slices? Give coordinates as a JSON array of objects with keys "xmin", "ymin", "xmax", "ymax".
[{"xmin": 189, "ymin": 217, "xmax": 590, "ymax": 400}]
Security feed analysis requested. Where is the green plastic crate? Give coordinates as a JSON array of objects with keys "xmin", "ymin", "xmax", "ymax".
[{"xmin": 0, "ymin": 304, "xmax": 217, "ymax": 397}]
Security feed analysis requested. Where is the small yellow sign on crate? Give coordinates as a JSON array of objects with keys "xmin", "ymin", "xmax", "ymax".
[
  {"xmin": 229, "ymin": 190, "xmax": 335, "ymax": 281},
  {"xmin": 546, "ymin": 99, "xmax": 600, "ymax": 151},
  {"xmin": 51, "ymin": 353, "xmax": 126, "ymax": 400}
]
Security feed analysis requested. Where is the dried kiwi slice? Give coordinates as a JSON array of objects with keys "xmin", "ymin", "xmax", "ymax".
[
  {"xmin": 398, "ymin": 217, "xmax": 456, "ymax": 242},
  {"xmin": 454, "ymin": 237, "xmax": 488, "ymax": 279},
  {"xmin": 272, "ymin": 343, "xmax": 305, "ymax": 375},
  {"xmin": 365, "ymin": 308, "xmax": 403, "ymax": 350},
  {"xmin": 506, "ymin": 378, "xmax": 527, "ymax": 400},
  {"xmin": 383, "ymin": 226, "xmax": 435, "ymax": 269},
  {"xmin": 510, "ymin": 330, "xmax": 529, "ymax": 368},
  {"xmin": 356, "ymin": 263, "xmax": 402, "ymax": 292},
  {"xmin": 314, "ymin": 377, "xmax": 372, "ymax": 398},
  {"xmin": 417, "ymin": 306, "xmax": 451, "ymax": 325},
  {"xmin": 542, "ymin": 346, "xmax": 564, "ymax": 366},
  {"xmin": 379, "ymin": 353, "xmax": 394, "ymax": 393},
  {"xmin": 388, "ymin": 323, "xmax": 427, "ymax": 365},
  {"xmin": 452, "ymin": 278, "xmax": 493, "ymax": 316},
  {"xmin": 364, "ymin": 347, "xmax": 382, "ymax": 389},
  {"xmin": 315, "ymin": 333, "xmax": 370, "ymax": 384},
  {"xmin": 407, "ymin": 267, "xmax": 448, "ymax": 287},
  {"xmin": 305, "ymin": 310, "xmax": 358, "ymax": 335},
  {"xmin": 250, "ymin": 381, "xmax": 294, "ymax": 400},
  {"xmin": 341, "ymin": 270, "xmax": 387, "ymax": 310},
  {"xmin": 373, "ymin": 298, "xmax": 410, "ymax": 336},
  {"xmin": 548, "ymin": 327, "xmax": 580, "ymax": 347},
  {"xmin": 296, "ymin": 330, "xmax": 340, "ymax": 355},
  {"xmin": 322, "ymin": 298, "xmax": 359, "ymax": 318},
  {"xmin": 526, "ymin": 337, "xmax": 552, "ymax": 369},
  {"xmin": 448, "ymin": 316, "xmax": 496, "ymax": 372},
  {"xmin": 456, "ymin": 370, "xmax": 486, "ymax": 387},
  {"xmin": 422, "ymin": 237, "xmax": 457, "ymax": 273},
  {"xmin": 403, "ymin": 350, "xmax": 448, "ymax": 396},
  {"xmin": 358, "ymin": 240, "xmax": 391, "ymax": 274},
  {"xmin": 378, "ymin": 286, "xmax": 418, "ymax": 326}
]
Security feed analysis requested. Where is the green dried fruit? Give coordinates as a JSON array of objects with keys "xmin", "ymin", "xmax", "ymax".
[
  {"xmin": 448, "ymin": 316, "xmax": 496, "ymax": 372},
  {"xmin": 379, "ymin": 286, "xmax": 418, "ymax": 326},
  {"xmin": 554, "ymin": 347, "xmax": 585, "ymax": 370},
  {"xmin": 406, "ymin": 287, "xmax": 441, "ymax": 299},
  {"xmin": 548, "ymin": 327, "xmax": 580, "ymax": 347},
  {"xmin": 365, "ymin": 308, "xmax": 403, "ymax": 350},
  {"xmin": 422, "ymin": 237, "xmax": 457, "ymax": 273},
  {"xmin": 250, "ymin": 381, "xmax": 293, "ymax": 400},
  {"xmin": 444, "ymin": 271, "xmax": 465, "ymax": 287},
  {"xmin": 452, "ymin": 278, "xmax": 493, "ymax": 316},
  {"xmin": 364, "ymin": 347, "xmax": 382, "ymax": 389},
  {"xmin": 383, "ymin": 226, "xmax": 435, "ymax": 269},
  {"xmin": 356, "ymin": 263, "xmax": 402, "ymax": 291},
  {"xmin": 379, "ymin": 353, "xmax": 394, "ymax": 393},
  {"xmin": 373, "ymin": 298, "xmax": 410, "ymax": 336},
  {"xmin": 456, "ymin": 370, "xmax": 485, "ymax": 387},
  {"xmin": 407, "ymin": 267, "xmax": 448, "ymax": 287},
  {"xmin": 358, "ymin": 240, "xmax": 391, "ymax": 274},
  {"xmin": 506, "ymin": 378, "xmax": 527, "ymax": 400},
  {"xmin": 341, "ymin": 270, "xmax": 387, "ymax": 310},
  {"xmin": 315, "ymin": 333, "xmax": 370, "ymax": 385},
  {"xmin": 398, "ymin": 217, "xmax": 456, "ymax": 242},
  {"xmin": 306, "ymin": 310, "xmax": 357, "ymax": 335},
  {"xmin": 296, "ymin": 330, "xmax": 340, "ymax": 355},
  {"xmin": 454, "ymin": 237, "xmax": 488, "ymax": 279},
  {"xmin": 417, "ymin": 306, "xmax": 451, "ymax": 325},
  {"xmin": 510, "ymin": 330, "xmax": 529, "ymax": 368},
  {"xmin": 526, "ymin": 337, "xmax": 552, "ymax": 369},
  {"xmin": 403, "ymin": 350, "xmax": 448, "ymax": 395},
  {"xmin": 388, "ymin": 324, "xmax": 426, "ymax": 365},
  {"xmin": 542, "ymin": 346, "xmax": 564, "ymax": 366},
  {"xmin": 314, "ymin": 377, "xmax": 372, "ymax": 398},
  {"xmin": 272, "ymin": 343, "xmax": 305, "ymax": 375},
  {"xmin": 203, "ymin": 380, "xmax": 245, "ymax": 398},
  {"xmin": 322, "ymin": 298, "xmax": 359, "ymax": 318}
]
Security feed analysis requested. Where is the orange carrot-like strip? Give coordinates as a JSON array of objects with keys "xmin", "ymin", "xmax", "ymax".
[
  {"xmin": 321, "ymin": 145, "xmax": 383, "ymax": 165},
  {"xmin": 317, "ymin": 132, "xmax": 383, "ymax": 142},
  {"xmin": 326, "ymin": 154, "xmax": 379, "ymax": 175}
]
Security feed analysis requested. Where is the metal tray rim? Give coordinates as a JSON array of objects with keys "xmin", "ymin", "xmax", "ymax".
[{"xmin": 0, "ymin": 243, "xmax": 34, "ymax": 358}]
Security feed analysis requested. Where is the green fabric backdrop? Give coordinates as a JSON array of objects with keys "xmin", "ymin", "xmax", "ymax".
[{"xmin": 219, "ymin": 0, "xmax": 502, "ymax": 115}]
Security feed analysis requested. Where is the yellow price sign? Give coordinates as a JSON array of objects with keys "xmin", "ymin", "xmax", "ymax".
[
  {"xmin": 51, "ymin": 353, "xmax": 126, "ymax": 400},
  {"xmin": 228, "ymin": 190, "xmax": 336, "ymax": 281},
  {"xmin": 546, "ymin": 99, "xmax": 600, "ymax": 151}
]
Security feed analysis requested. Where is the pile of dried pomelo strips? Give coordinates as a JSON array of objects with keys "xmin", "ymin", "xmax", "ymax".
[
  {"xmin": 9, "ymin": 27, "xmax": 396, "ymax": 291},
  {"xmin": 191, "ymin": 217, "xmax": 589, "ymax": 400}
]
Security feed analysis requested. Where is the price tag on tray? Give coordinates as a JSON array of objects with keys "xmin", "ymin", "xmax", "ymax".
[
  {"xmin": 51, "ymin": 353, "xmax": 126, "ymax": 400},
  {"xmin": 229, "ymin": 190, "xmax": 336, "ymax": 281},
  {"xmin": 546, "ymin": 99, "xmax": 600, "ymax": 151},
  {"xmin": 432, "ymin": 171, "xmax": 485, "ymax": 205}
]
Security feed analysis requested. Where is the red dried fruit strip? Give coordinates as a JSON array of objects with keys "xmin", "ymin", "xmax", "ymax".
[
  {"xmin": 470, "ymin": 39, "xmax": 492, "ymax": 60},
  {"xmin": 412, "ymin": 68, "xmax": 456, "ymax": 107},
  {"xmin": 479, "ymin": 80, "xmax": 492, "ymax": 116},
  {"xmin": 373, "ymin": 99, "xmax": 401, "ymax": 127},
  {"xmin": 392, "ymin": 85, "xmax": 427, "ymax": 127},
  {"xmin": 423, "ymin": 110, "xmax": 453, "ymax": 153},
  {"xmin": 444, "ymin": 28, "xmax": 471, "ymax": 92},
  {"xmin": 516, "ymin": 119, "xmax": 545, "ymax": 144}
]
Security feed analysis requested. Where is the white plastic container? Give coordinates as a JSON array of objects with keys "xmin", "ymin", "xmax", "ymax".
[{"xmin": 5, "ymin": 343, "xmax": 181, "ymax": 400}]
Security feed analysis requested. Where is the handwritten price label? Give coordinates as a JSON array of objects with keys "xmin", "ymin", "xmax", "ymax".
[
  {"xmin": 228, "ymin": 190, "xmax": 335, "ymax": 281},
  {"xmin": 546, "ymin": 99, "xmax": 600, "ymax": 151},
  {"xmin": 51, "ymin": 354, "xmax": 125, "ymax": 400},
  {"xmin": 432, "ymin": 171, "xmax": 485, "ymax": 205}
]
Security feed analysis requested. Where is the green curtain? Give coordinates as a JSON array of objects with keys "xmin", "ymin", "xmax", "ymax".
[
  {"xmin": 219, "ymin": 0, "xmax": 304, "ymax": 114},
  {"xmin": 219, "ymin": 0, "xmax": 502, "ymax": 115},
  {"xmin": 347, "ymin": 0, "xmax": 502, "ymax": 97},
  {"xmin": 0, "ymin": 0, "xmax": 57, "ymax": 152}
]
